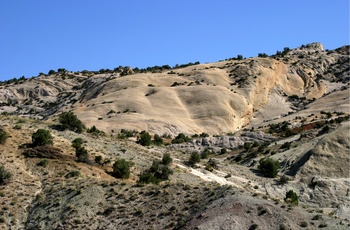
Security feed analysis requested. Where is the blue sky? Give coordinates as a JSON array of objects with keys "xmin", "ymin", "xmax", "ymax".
[{"xmin": 1, "ymin": 0, "xmax": 349, "ymax": 81}]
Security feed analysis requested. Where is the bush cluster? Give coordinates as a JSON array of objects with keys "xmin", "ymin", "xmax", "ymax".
[
  {"xmin": 87, "ymin": 125, "xmax": 104, "ymax": 136},
  {"xmin": 137, "ymin": 131, "xmax": 152, "ymax": 146},
  {"xmin": 139, "ymin": 154, "xmax": 173, "ymax": 184},
  {"xmin": 112, "ymin": 159, "xmax": 134, "ymax": 179},
  {"xmin": 172, "ymin": 133, "xmax": 191, "ymax": 144},
  {"xmin": 285, "ymin": 190, "xmax": 298, "ymax": 206},
  {"xmin": 258, "ymin": 157, "xmax": 280, "ymax": 178},
  {"xmin": 59, "ymin": 111, "xmax": 85, "ymax": 133},
  {"xmin": 72, "ymin": 138, "xmax": 89, "ymax": 163},
  {"xmin": 32, "ymin": 129, "xmax": 53, "ymax": 147}
]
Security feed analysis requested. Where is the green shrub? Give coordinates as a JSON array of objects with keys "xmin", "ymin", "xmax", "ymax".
[
  {"xmin": 0, "ymin": 165, "xmax": 11, "ymax": 185},
  {"xmin": 58, "ymin": 111, "xmax": 85, "ymax": 133},
  {"xmin": 75, "ymin": 146, "xmax": 89, "ymax": 163},
  {"xmin": 0, "ymin": 127, "xmax": 9, "ymax": 144},
  {"xmin": 188, "ymin": 152, "xmax": 201, "ymax": 166},
  {"xmin": 112, "ymin": 159, "xmax": 133, "ymax": 179},
  {"xmin": 87, "ymin": 125, "xmax": 104, "ymax": 135},
  {"xmin": 200, "ymin": 148, "xmax": 212, "ymax": 159},
  {"xmin": 162, "ymin": 153, "xmax": 172, "ymax": 165},
  {"xmin": 139, "ymin": 172, "xmax": 160, "ymax": 184},
  {"xmin": 220, "ymin": 148, "xmax": 227, "ymax": 155},
  {"xmin": 137, "ymin": 131, "xmax": 151, "ymax": 146},
  {"xmin": 153, "ymin": 134, "xmax": 163, "ymax": 145},
  {"xmin": 72, "ymin": 138, "xmax": 84, "ymax": 149},
  {"xmin": 37, "ymin": 159, "xmax": 49, "ymax": 167},
  {"xmin": 149, "ymin": 160, "xmax": 173, "ymax": 180},
  {"xmin": 32, "ymin": 129, "xmax": 53, "ymax": 147},
  {"xmin": 285, "ymin": 190, "xmax": 298, "ymax": 206},
  {"xmin": 172, "ymin": 133, "xmax": 191, "ymax": 144},
  {"xmin": 138, "ymin": 159, "xmax": 173, "ymax": 184},
  {"xmin": 258, "ymin": 157, "xmax": 280, "ymax": 178},
  {"xmin": 95, "ymin": 155, "xmax": 103, "ymax": 164}
]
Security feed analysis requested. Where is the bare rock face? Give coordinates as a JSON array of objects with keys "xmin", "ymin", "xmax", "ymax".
[{"xmin": 0, "ymin": 43, "xmax": 348, "ymax": 136}]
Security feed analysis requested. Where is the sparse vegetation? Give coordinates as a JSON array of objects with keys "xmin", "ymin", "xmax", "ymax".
[
  {"xmin": 0, "ymin": 127, "xmax": 8, "ymax": 144},
  {"xmin": 0, "ymin": 165, "xmax": 11, "ymax": 185}
]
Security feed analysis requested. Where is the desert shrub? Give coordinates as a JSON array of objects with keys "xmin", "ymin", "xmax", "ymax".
[
  {"xmin": 172, "ymin": 133, "xmax": 191, "ymax": 144},
  {"xmin": 95, "ymin": 155, "xmax": 103, "ymax": 164},
  {"xmin": 285, "ymin": 190, "xmax": 298, "ymax": 206},
  {"xmin": 72, "ymin": 138, "xmax": 84, "ymax": 149},
  {"xmin": 0, "ymin": 165, "xmax": 11, "ymax": 185},
  {"xmin": 112, "ymin": 159, "xmax": 133, "ymax": 179},
  {"xmin": 87, "ymin": 125, "xmax": 104, "ymax": 135},
  {"xmin": 199, "ymin": 132, "xmax": 209, "ymax": 137},
  {"xmin": 280, "ymin": 141, "xmax": 291, "ymax": 150},
  {"xmin": 188, "ymin": 152, "xmax": 201, "ymax": 166},
  {"xmin": 139, "ymin": 172, "xmax": 160, "ymax": 184},
  {"xmin": 32, "ymin": 129, "xmax": 53, "ymax": 147},
  {"xmin": 153, "ymin": 134, "xmax": 163, "ymax": 145},
  {"xmin": 162, "ymin": 153, "xmax": 172, "ymax": 165},
  {"xmin": 139, "ymin": 159, "xmax": 173, "ymax": 184},
  {"xmin": 200, "ymin": 148, "xmax": 211, "ymax": 159},
  {"xmin": 279, "ymin": 175, "xmax": 289, "ymax": 184},
  {"xmin": 258, "ymin": 157, "xmax": 280, "ymax": 178},
  {"xmin": 58, "ymin": 111, "xmax": 85, "ymax": 133},
  {"xmin": 65, "ymin": 170, "xmax": 80, "ymax": 178},
  {"xmin": 137, "ymin": 131, "xmax": 151, "ymax": 146},
  {"xmin": 220, "ymin": 148, "xmax": 227, "ymax": 155},
  {"xmin": 118, "ymin": 129, "xmax": 138, "ymax": 139},
  {"xmin": 37, "ymin": 159, "xmax": 49, "ymax": 167},
  {"xmin": 75, "ymin": 146, "xmax": 89, "ymax": 162},
  {"xmin": 0, "ymin": 127, "xmax": 8, "ymax": 144}
]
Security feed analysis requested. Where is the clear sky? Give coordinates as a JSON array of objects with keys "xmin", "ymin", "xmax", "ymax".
[{"xmin": 1, "ymin": 0, "xmax": 349, "ymax": 81}]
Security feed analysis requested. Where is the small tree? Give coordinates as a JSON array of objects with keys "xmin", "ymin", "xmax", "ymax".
[
  {"xmin": 112, "ymin": 159, "xmax": 133, "ymax": 179},
  {"xmin": 188, "ymin": 152, "xmax": 201, "ymax": 166},
  {"xmin": 172, "ymin": 133, "xmax": 191, "ymax": 144},
  {"xmin": 162, "ymin": 153, "xmax": 172, "ymax": 165},
  {"xmin": 72, "ymin": 138, "xmax": 84, "ymax": 149},
  {"xmin": 32, "ymin": 129, "xmax": 53, "ymax": 147},
  {"xmin": 95, "ymin": 155, "xmax": 103, "ymax": 164},
  {"xmin": 258, "ymin": 157, "xmax": 280, "ymax": 178},
  {"xmin": 0, "ymin": 165, "xmax": 11, "ymax": 185},
  {"xmin": 285, "ymin": 190, "xmax": 298, "ymax": 206},
  {"xmin": 58, "ymin": 111, "xmax": 85, "ymax": 133},
  {"xmin": 0, "ymin": 127, "xmax": 8, "ymax": 144},
  {"xmin": 75, "ymin": 146, "xmax": 89, "ymax": 162},
  {"xmin": 137, "ymin": 131, "xmax": 151, "ymax": 146},
  {"xmin": 153, "ymin": 134, "xmax": 163, "ymax": 145}
]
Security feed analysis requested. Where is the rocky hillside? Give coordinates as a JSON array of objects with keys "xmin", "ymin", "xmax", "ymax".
[
  {"xmin": 0, "ymin": 42, "xmax": 348, "ymax": 136},
  {"xmin": 0, "ymin": 42, "xmax": 349, "ymax": 229}
]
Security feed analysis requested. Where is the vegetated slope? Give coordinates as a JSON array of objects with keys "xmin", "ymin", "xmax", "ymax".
[
  {"xmin": 1, "ymin": 115, "xmax": 348, "ymax": 230},
  {"xmin": 0, "ymin": 42, "xmax": 348, "ymax": 136}
]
